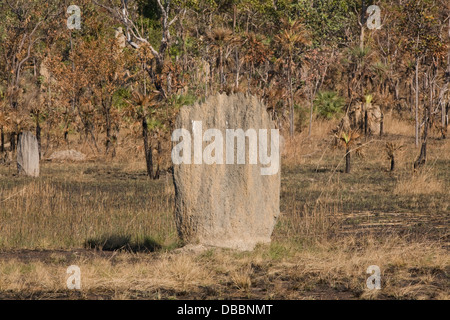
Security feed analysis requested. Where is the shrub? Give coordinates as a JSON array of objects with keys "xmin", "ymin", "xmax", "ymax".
[{"xmin": 314, "ymin": 91, "xmax": 345, "ymax": 120}]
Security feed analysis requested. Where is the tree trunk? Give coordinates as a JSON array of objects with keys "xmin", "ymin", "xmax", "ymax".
[
  {"xmin": 380, "ymin": 111, "xmax": 384, "ymax": 137},
  {"xmin": 10, "ymin": 132, "xmax": 16, "ymax": 152},
  {"xmin": 233, "ymin": 4, "xmax": 240, "ymax": 90},
  {"xmin": 64, "ymin": 129, "xmax": 69, "ymax": 145},
  {"xmin": 36, "ymin": 113, "xmax": 41, "ymax": 160},
  {"xmin": 142, "ymin": 117, "xmax": 153, "ymax": 178},
  {"xmin": 442, "ymin": 99, "xmax": 447, "ymax": 139},
  {"xmin": 0, "ymin": 126, "xmax": 4, "ymax": 153},
  {"xmin": 345, "ymin": 146, "xmax": 351, "ymax": 173},
  {"xmin": 390, "ymin": 155, "xmax": 395, "ymax": 172},
  {"xmin": 364, "ymin": 109, "xmax": 368, "ymax": 137},
  {"xmin": 444, "ymin": 19, "xmax": 450, "ymax": 139},
  {"xmin": 219, "ymin": 49, "xmax": 224, "ymax": 91},
  {"xmin": 414, "ymin": 105, "xmax": 428, "ymax": 169},
  {"xmin": 167, "ymin": 71, "xmax": 172, "ymax": 95},
  {"xmin": 154, "ymin": 139, "xmax": 161, "ymax": 180},
  {"xmin": 46, "ymin": 121, "xmax": 51, "ymax": 155},
  {"xmin": 415, "ymin": 58, "xmax": 420, "ymax": 147},
  {"xmin": 105, "ymin": 105, "xmax": 112, "ymax": 156},
  {"xmin": 308, "ymin": 93, "xmax": 314, "ymax": 137},
  {"xmin": 360, "ymin": 3, "xmax": 365, "ymax": 51},
  {"xmin": 288, "ymin": 59, "xmax": 294, "ymax": 137}
]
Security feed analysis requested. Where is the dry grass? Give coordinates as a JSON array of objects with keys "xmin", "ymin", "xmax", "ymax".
[
  {"xmin": 0, "ymin": 253, "xmax": 215, "ymax": 298},
  {"xmin": 0, "ymin": 165, "xmax": 177, "ymax": 250},
  {"xmin": 383, "ymin": 115, "xmax": 415, "ymax": 137},
  {"xmin": 230, "ymin": 264, "xmax": 253, "ymax": 291},
  {"xmin": 0, "ymin": 234, "xmax": 447, "ymax": 300},
  {"xmin": 394, "ymin": 170, "xmax": 444, "ymax": 195},
  {"xmin": 0, "ymin": 118, "xmax": 448, "ymax": 300},
  {"xmin": 282, "ymin": 119, "xmax": 338, "ymax": 167}
]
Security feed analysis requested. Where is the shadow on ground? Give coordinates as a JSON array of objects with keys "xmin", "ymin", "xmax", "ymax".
[{"xmin": 85, "ymin": 234, "xmax": 163, "ymax": 253}]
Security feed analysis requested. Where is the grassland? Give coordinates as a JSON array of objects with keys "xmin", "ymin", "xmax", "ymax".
[{"xmin": 0, "ymin": 118, "xmax": 448, "ymax": 300}]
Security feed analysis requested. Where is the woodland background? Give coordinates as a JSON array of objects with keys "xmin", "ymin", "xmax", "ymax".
[{"xmin": 0, "ymin": 0, "xmax": 449, "ymax": 176}]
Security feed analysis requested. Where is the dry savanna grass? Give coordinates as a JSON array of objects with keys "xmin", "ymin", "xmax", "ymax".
[
  {"xmin": 0, "ymin": 234, "xmax": 447, "ymax": 300},
  {"xmin": 0, "ymin": 118, "xmax": 448, "ymax": 300},
  {"xmin": 394, "ymin": 170, "xmax": 443, "ymax": 195}
]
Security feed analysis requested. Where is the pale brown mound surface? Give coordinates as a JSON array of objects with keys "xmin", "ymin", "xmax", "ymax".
[{"xmin": 173, "ymin": 93, "xmax": 281, "ymax": 251}]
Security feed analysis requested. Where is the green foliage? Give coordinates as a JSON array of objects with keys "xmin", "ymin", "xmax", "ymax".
[
  {"xmin": 397, "ymin": 0, "xmax": 446, "ymax": 59},
  {"xmin": 113, "ymin": 88, "xmax": 132, "ymax": 110},
  {"xmin": 365, "ymin": 94, "xmax": 373, "ymax": 105},
  {"xmin": 146, "ymin": 117, "xmax": 163, "ymax": 130},
  {"xmin": 314, "ymin": 91, "xmax": 345, "ymax": 120},
  {"xmin": 138, "ymin": 0, "xmax": 161, "ymax": 20},
  {"xmin": 169, "ymin": 93, "xmax": 198, "ymax": 109},
  {"xmin": 294, "ymin": 104, "xmax": 310, "ymax": 132},
  {"xmin": 292, "ymin": 0, "xmax": 359, "ymax": 46}
]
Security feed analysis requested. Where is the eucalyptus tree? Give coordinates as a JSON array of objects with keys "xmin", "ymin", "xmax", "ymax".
[{"xmin": 0, "ymin": 0, "xmax": 62, "ymax": 150}]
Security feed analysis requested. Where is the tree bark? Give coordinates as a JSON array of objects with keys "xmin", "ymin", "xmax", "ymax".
[
  {"xmin": 345, "ymin": 146, "xmax": 351, "ymax": 173},
  {"xmin": 380, "ymin": 111, "xmax": 384, "ymax": 137},
  {"xmin": 415, "ymin": 59, "xmax": 420, "ymax": 147},
  {"xmin": 0, "ymin": 126, "xmax": 4, "ymax": 153},
  {"xmin": 10, "ymin": 132, "xmax": 16, "ymax": 152},
  {"xmin": 104, "ymin": 100, "xmax": 112, "ymax": 156},
  {"xmin": 142, "ymin": 117, "xmax": 153, "ymax": 178},
  {"xmin": 308, "ymin": 92, "xmax": 314, "ymax": 137},
  {"xmin": 36, "ymin": 112, "xmax": 41, "ymax": 160},
  {"xmin": 154, "ymin": 139, "xmax": 161, "ymax": 180},
  {"xmin": 414, "ymin": 105, "xmax": 428, "ymax": 169},
  {"xmin": 288, "ymin": 58, "xmax": 294, "ymax": 137},
  {"xmin": 233, "ymin": 4, "xmax": 240, "ymax": 90},
  {"xmin": 364, "ymin": 109, "xmax": 368, "ymax": 137}
]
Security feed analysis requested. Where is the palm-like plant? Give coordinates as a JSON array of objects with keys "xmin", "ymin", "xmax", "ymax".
[
  {"xmin": 314, "ymin": 91, "xmax": 345, "ymax": 120},
  {"xmin": 339, "ymin": 130, "xmax": 360, "ymax": 173},
  {"xmin": 206, "ymin": 28, "xmax": 235, "ymax": 91},
  {"xmin": 275, "ymin": 19, "xmax": 311, "ymax": 137},
  {"xmin": 242, "ymin": 32, "xmax": 271, "ymax": 91},
  {"xmin": 131, "ymin": 91, "xmax": 159, "ymax": 179},
  {"xmin": 386, "ymin": 142, "xmax": 404, "ymax": 172}
]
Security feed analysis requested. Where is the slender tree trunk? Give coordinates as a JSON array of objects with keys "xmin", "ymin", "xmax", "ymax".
[
  {"xmin": 167, "ymin": 71, "xmax": 172, "ymax": 95},
  {"xmin": 233, "ymin": 5, "xmax": 239, "ymax": 90},
  {"xmin": 36, "ymin": 112, "xmax": 41, "ymax": 159},
  {"xmin": 105, "ymin": 114, "xmax": 112, "ymax": 155},
  {"xmin": 142, "ymin": 117, "xmax": 153, "ymax": 178},
  {"xmin": 442, "ymin": 95, "xmax": 447, "ymax": 139},
  {"xmin": 345, "ymin": 146, "xmax": 351, "ymax": 173},
  {"xmin": 415, "ymin": 71, "xmax": 434, "ymax": 168},
  {"xmin": 10, "ymin": 132, "xmax": 16, "ymax": 152},
  {"xmin": 364, "ymin": 108, "xmax": 368, "ymax": 137},
  {"xmin": 288, "ymin": 58, "xmax": 294, "ymax": 137},
  {"xmin": 390, "ymin": 155, "xmax": 395, "ymax": 172},
  {"xmin": 0, "ymin": 126, "xmax": 4, "ymax": 153},
  {"xmin": 154, "ymin": 139, "xmax": 161, "ymax": 180},
  {"xmin": 415, "ymin": 104, "xmax": 428, "ymax": 169},
  {"xmin": 219, "ymin": 49, "xmax": 224, "ymax": 91},
  {"xmin": 380, "ymin": 111, "xmax": 384, "ymax": 137},
  {"xmin": 443, "ymin": 45, "xmax": 450, "ymax": 139},
  {"xmin": 360, "ymin": 1, "xmax": 365, "ymax": 51},
  {"xmin": 308, "ymin": 87, "xmax": 314, "ymax": 137},
  {"xmin": 415, "ymin": 58, "xmax": 420, "ymax": 147},
  {"xmin": 444, "ymin": 19, "xmax": 450, "ymax": 138},
  {"xmin": 46, "ymin": 121, "xmax": 51, "ymax": 155}
]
